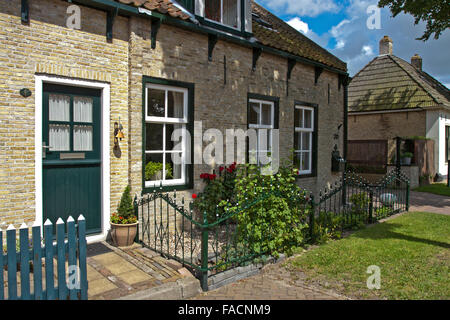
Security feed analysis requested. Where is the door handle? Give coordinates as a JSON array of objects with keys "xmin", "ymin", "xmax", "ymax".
[{"xmin": 42, "ymin": 142, "xmax": 51, "ymax": 159}]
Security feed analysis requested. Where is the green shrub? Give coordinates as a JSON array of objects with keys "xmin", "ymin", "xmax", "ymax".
[
  {"xmin": 222, "ymin": 162, "xmax": 310, "ymax": 258},
  {"xmin": 193, "ymin": 163, "xmax": 237, "ymax": 223},
  {"xmin": 313, "ymin": 211, "xmax": 343, "ymax": 244},
  {"xmin": 111, "ymin": 185, "xmax": 137, "ymax": 224},
  {"xmin": 375, "ymin": 206, "xmax": 394, "ymax": 219}
]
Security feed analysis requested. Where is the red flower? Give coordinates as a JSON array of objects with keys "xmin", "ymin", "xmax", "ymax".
[
  {"xmin": 219, "ymin": 166, "xmax": 224, "ymax": 172},
  {"xmin": 209, "ymin": 174, "xmax": 217, "ymax": 180},
  {"xmin": 192, "ymin": 194, "xmax": 197, "ymax": 199},
  {"xmin": 119, "ymin": 216, "xmax": 123, "ymax": 220}
]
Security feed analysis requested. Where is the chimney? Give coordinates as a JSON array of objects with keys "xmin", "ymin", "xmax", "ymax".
[
  {"xmin": 411, "ymin": 54, "xmax": 423, "ymax": 71},
  {"xmin": 379, "ymin": 36, "xmax": 393, "ymax": 55}
]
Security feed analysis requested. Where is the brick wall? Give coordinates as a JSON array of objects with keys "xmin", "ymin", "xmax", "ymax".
[
  {"xmin": 128, "ymin": 18, "xmax": 345, "ymax": 201},
  {"xmin": 0, "ymin": 0, "xmax": 345, "ymax": 231},
  {"xmin": 348, "ymin": 110, "xmax": 427, "ymax": 163},
  {"xmin": 0, "ymin": 0, "xmax": 129, "ymax": 227}
]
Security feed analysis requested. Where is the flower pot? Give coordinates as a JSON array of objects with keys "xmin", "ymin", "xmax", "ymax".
[
  {"xmin": 110, "ymin": 222, "xmax": 138, "ymax": 247},
  {"xmin": 401, "ymin": 157, "xmax": 411, "ymax": 165}
]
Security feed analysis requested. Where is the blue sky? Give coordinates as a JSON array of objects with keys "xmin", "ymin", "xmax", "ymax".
[{"xmin": 256, "ymin": 0, "xmax": 450, "ymax": 88}]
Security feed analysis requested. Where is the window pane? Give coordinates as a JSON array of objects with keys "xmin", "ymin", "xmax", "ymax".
[
  {"xmin": 145, "ymin": 153, "xmax": 164, "ymax": 181},
  {"xmin": 146, "ymin": 123, "xmax": 164, "ymax": 151},
  {"xmin": 147, "ymin": 88, "xmax": 165, "ymax": 117},
  {"xmin": 258, "ymin": 129, "xmax": 271, "ymax": 151},
  {"xmin": 167, "ymin": 91, "xmax": 184, "ymax": 119},
  {"xmin": 73, "ymin": 96, "xmax": 93, "ymax": 123},
  {"xmin": 223, "ymin": 0, "xmax": 238, "ymax": 28},
  {"xmin": 294, "ymin": 108, "xmax": 303, "ymax": 128},
  {"xmin": 302, "ymin": 132, "xmax": 311, "ymax": 151},
  {"xmin": 49, "ymin": 94, "xmax": 70, "ymax": 122},
  {"xmin": 166, "ymin": 124, "xmax": 183, "ymax": 152},
  {"xmin": 249, "ymin": 102, "xmax": 259, "ymax": 125},
  {"xmin": 294, "ymin": 132, "xmax": 300, "ymax": 151},
  {"xmin": 73, "ymin": 125, "xmax": 93, "ymax": 151},
  {"xmin": 303, "ymin": 152, "xmax": 311, "ymax": 172},
  {"xmin": 205, "ymin": 0, "xmax": 220, "ymax": 22},
  {"xmin": 166, "ymin": 153, "xmax": 183, "ymax": 180},
  {"xmin": 49, "ymin": 124, "xmax": 70, "ymax": 151},
  {"xmin": 261, "ymin": 103, "xmax": 272, "ymax": 125},
  {"xmin": 304, "ymin": 109, "xmax": 312, "ymax": 129},
  {"xmin": 294, "ymin": 152, "xmax": 301, "ymax": 170}
]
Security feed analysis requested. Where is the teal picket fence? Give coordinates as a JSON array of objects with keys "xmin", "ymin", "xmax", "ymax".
[{"xmin": 0, "ymin": 216, "xmax": 88, "ymax": 300}]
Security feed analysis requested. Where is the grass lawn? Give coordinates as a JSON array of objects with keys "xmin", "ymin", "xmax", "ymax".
[
  {"xmin": 287, "ymin": 212, "xmax": 450, "ymax": 300},
  {"xmin": 413, "ymin": 183, "xmax": 450, "ymax": 197}
]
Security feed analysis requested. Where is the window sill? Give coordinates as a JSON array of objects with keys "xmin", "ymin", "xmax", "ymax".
[
  {"xmin": 295, "ymin": 174, "xmax": 316, "ymax": 180},
  {"xmin": 142, "ymin": 183, "xmax": 193, "ymax": 194}
]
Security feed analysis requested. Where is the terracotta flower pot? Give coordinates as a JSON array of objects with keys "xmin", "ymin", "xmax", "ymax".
[{"xmin": 110, "ymin": 222, "xmax": 138, "ymax": 247}]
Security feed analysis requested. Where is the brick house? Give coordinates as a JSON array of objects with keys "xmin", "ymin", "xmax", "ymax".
[
  {"xmin": 348, "ymin": 36, "xmax": 450, "ymax": 179},
  {"xmin": 0, "ymin": 0, "xmax": 348, "ymax": 242}
]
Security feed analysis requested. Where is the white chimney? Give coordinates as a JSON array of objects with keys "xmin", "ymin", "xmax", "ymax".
[
  {"xmin": 411, "ymin": 54, "xmax": 423, "ymax": 71},
  {"xmin": 379, "ymin": 36, "xmax": 393, "ymax": 55}
]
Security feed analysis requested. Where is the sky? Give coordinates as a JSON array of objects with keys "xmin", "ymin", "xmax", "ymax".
[{"xmin": 256, "ymin": 0, "xmax": 450, "ymax": 88}]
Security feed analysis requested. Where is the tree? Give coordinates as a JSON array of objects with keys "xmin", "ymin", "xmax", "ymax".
[{"xmin": 378, "ymin": 0, "xmax": 450, "ymax": 41}]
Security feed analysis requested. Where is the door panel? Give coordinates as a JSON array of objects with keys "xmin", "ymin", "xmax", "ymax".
[{"xmin": 43, "ymin": 84, "xmax": 102, "ymax": 234}]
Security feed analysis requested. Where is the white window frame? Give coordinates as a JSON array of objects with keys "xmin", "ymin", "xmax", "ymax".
[
  {"xmin": 248, "ymin": 98, "xmax": 275, "ymax": 165},
  {"xmin": 294, "ymin": 105, "xmax": 314, "ymax": 175},
  {"xmin": 145, "ymin": 83, "xmax": 189, "ymax": 188},
  {"xmin": 204, "ymin": 0, "xmax": 241, "ymax": 30}
]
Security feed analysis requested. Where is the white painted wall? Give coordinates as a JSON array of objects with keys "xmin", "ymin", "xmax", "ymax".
[{"xmin": 426, "ymin": 109, "xmax": 450, "ymax": 176}]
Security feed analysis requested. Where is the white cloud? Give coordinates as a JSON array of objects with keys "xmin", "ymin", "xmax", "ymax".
[
  {"xmin": 287, "ymin": 17, "xmax": 309, "ymax": 34},
  {"xmin": 259, "ymin": 0, "xmax": 340, "ymax": 17},
  {"xmin": 323, "ymin": 0, "xmax": 450, "ymax": 86},
  {"xmin": 362, "ymin": 45, "xmax": 373, "ymax": 55}
]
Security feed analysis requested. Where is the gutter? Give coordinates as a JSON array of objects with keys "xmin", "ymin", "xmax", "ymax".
[
  {"xmin": 69, "ymin": 0, "xmax": 348, "ymax": 76},
  {"xmin": 348, "ymin": 108, "xmax": 424, "ymax": 116}
]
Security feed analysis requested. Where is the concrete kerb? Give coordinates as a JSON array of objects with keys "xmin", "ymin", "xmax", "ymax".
[{"xmin": 117, "ymin": 277, "xmax": 202, "ymax": 300}]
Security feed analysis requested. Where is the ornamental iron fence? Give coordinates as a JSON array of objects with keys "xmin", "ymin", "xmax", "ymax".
[{"xmin": 136, "ymin": 169, "xmax": 409, "ymax": 291}]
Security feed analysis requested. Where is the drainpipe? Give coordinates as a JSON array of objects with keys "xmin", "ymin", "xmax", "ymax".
[{"xmin": 342, "ymin": 75, "xmax": 349, "ymax": 205}]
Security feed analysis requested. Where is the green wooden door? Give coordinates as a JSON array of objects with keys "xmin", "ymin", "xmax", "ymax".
[{"xmin": 42, "ymin": 84, "xmax": 102, "ymax": 234}]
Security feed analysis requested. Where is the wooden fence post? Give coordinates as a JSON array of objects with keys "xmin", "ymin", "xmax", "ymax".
[
  {"xmin": 44, "ymin": 219, "xmax": 55, "ymax": 300},
  {"xmin": 0, "ymin": 227, "xmax": 4, "ymax": 300},
  {"xmin": 6, "ymin": 225, "xmax": 17, "ymax": 300},
  {"xmin": 19, "ymin": 223, "xmax": 31, "ymax": 300},
  {"xmin": 67, "ymin": 216, "xmax": 77, "ymax": 300},
  {"xmin": 32, "ymin": 221, "xmax": 43, "ymax": 300},
  {"xmin": 77, "ymin": 215, "xmax": 88, "ymax": 300},
  {"xmin": 56, "ymin": 218, "xmax": 67, "ymax": 300}
]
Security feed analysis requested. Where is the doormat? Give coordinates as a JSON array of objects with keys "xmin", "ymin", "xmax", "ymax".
[{"xmin": 87, "ymin": 242, "xmax": 113, "ymax": 258}]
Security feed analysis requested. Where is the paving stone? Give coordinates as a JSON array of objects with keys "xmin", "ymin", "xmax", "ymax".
[
  {"xmin": 88, "ymin": 278, "xmax": 118, "ymax": 297},
  {"xmin": 118, "ymin": 269, "xmax": 154, "ymax": 285},
  {"xmin": 105, "ymin": 261, "xmax": 138, "ymax": 274},
  {"xmin": 93, "ymin": 252, "xmax": 125, "ymax": 266}
]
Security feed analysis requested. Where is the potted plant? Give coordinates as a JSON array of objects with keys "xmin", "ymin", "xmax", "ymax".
[
  {"xmin": 145, "ymin": 161, "xmax": 173, "ymax": 181},
  {"xmin": 110, "ymin": 185, "xmax": 138, "ymax": 247},
  {"xmin": 400, "ymin": 152, "xmax": 413, "ymax": 165}
]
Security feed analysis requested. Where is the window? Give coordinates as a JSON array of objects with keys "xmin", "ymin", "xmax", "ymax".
[
  {"xmin": 248, "ymin": 97, "xmax": 276, "ymax": 165},
  {"xmin": 205, "ymin": 0, "xmax": 240, "ymax": 29},
  {"xmin": 144, "ymin": 81, "xmax": 192, "ymax": 189},
  {"xmin": 294, "ymin": 105, "xmax": 315, "ymax": 175},
  {"xmin": 446, "ymin": 125, "xmax": 450, "ymax": 163}
]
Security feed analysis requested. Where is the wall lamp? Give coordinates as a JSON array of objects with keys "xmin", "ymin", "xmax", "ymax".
[{"xmin": 113, "ymin": 118, "xmax": 125, "ymax": 150}]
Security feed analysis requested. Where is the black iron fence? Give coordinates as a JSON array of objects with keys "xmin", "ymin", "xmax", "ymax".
[{"xmin": 135, "ymin": 169, "xmax": 410, "ymax": 291}]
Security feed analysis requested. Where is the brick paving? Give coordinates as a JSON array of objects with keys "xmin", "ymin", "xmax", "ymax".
[
  {"xmin": 409, "ymin": 191, "xmax": 450, "ymax": 215},
  {"xmin": 193, "ymin": 261, "xmax": 348, "ymax": 300}
]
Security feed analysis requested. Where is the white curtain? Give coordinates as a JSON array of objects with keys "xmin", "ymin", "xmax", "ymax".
[
  {"xmin": 223, "ymin": 0, "xmax": 238, "ymax": 28},
  {"xmin": 74, "ymin": 96, "xmax": 93, "ymax": 123},
  {"xmin": 49, "ymin": 124, "xmax": 70, "ymax": 151},
  {"xmin": 74, "ymin": 125, "xmax": 93, "ymax": 151},
  {"xmin": 49, "ymin": 94, "xmax": 70, "ymax": 122}
]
